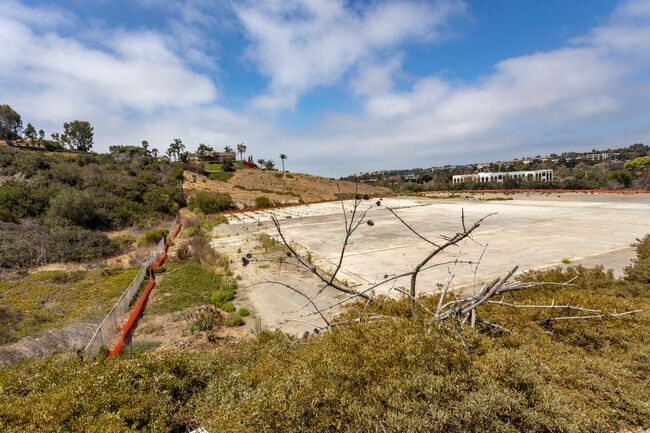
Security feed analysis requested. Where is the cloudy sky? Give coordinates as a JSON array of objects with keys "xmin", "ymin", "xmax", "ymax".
[{"xmin": 1, "ymin": 0, "xmax": 649, "ymax": 177}]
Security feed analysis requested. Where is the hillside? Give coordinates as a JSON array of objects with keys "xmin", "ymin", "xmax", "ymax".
[
  {"xmin": 1, "ymin": 147, "xmax": 649, "ymax": 433},
  {"xmin": 183, "ymin": 169, "xmax": 391, "ymax": 207}
]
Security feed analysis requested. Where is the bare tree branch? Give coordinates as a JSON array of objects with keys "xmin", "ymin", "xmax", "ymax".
[
  {"xmin": 409, "ymin": 212, "xmax": 496, "ymax": 317},
  {"xmin": 536, "ymin": 310, "xmax": 642, "ymax": 325}
]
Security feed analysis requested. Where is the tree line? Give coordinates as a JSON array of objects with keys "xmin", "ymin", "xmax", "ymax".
[
  {"xmin": 2, "ymin": 103, "xmax": 291, "ymax": 172},
  {"xmin": 1, "ymin": 104, "xmax": 94, "ymax": 152},
  {"xmin": 352, "ymin": 143, "xmax": 650, "ymax": 192}
]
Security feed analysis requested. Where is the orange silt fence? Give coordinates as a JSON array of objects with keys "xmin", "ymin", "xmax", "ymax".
[{"xmin": 108, "ymin": 223, "xmax": 182, "ymax": 358}]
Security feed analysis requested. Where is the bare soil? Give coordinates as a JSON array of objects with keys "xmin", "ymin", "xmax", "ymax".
[{"xmin": 183, "ymin": 169, "xmax": 391, "ymax": 207}]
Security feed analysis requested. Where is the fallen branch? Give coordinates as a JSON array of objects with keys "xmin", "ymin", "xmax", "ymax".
[{"xmin": 536, "ymin": 310, "xmax": 643, "ymax": 325}]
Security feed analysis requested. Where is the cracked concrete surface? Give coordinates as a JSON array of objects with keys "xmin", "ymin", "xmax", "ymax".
[{"xmin": 211, "ymin": 193, "xmax": 650, "ymax": 336}]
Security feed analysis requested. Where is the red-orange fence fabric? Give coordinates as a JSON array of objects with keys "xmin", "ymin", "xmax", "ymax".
[{"xmin": 108, "ymin": 223, "xmax": 182, "ymax": 358}]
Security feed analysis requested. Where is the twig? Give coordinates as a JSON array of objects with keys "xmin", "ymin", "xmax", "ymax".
[{"xmin": 536, "ymin": 310, "xmax": 642, "ymax": 325}]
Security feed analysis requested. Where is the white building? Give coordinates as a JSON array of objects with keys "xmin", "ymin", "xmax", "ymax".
[{"xmin": 452, "ymin": 169, "xmax": 553, "ymax": 184}]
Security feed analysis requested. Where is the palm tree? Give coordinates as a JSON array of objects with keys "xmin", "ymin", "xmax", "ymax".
[
  {"xmin": 141, "ymin": 140, "xmax": 149, "ymax": 151},
  {"xmin": 167, "ymin": 138, "xmax": 185, "ymax": 161},
  {"xmin": 237, "ymin": 143, "xmax": 247, "ymax": 160},
  {"xmin": 223, "ymin": 145, "xmax": 234, "ymax": 154},
  {"xmin": 151, "ymin": 148, "xmax": 159, "ymax": 157},
  {"xmin": 196, "ymin": 143, "xmax": 214, "ymax": 161},
  {"xmin": 280, "ymin": 153, "xmax": 287, "ymax": 172},
  {"xmin": 257, "ymin": 158, "xmax": 266, "ymax": 168}
]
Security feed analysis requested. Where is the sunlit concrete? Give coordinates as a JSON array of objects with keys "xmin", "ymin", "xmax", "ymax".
[{"xmin": 212, "ymin": 193, "xmax": 650, "ymax": 334}]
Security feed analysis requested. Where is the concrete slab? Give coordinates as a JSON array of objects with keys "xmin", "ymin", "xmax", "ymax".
[{"xmin": 213, "ymin": 193, "xmax": 650, "ymax": 335}]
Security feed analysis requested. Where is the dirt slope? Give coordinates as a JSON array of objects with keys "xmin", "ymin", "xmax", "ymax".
[{"xmin": 183, "ymin": 169, "xmax": 391, "ymax": 207}]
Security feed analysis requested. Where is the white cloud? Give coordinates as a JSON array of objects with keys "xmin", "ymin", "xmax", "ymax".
[
  {"xmin": 301, "ymin": 0, "xmax": 648, "ymax": 175},
  {"xmin": 234, "ymin": 0, "xmax": 466, "ymax": 110},
  {"xmin": 351, "ymin": 55, "xmax": 403, "ymax": 97},
  {"xmin": 0, "ymin": 1, "xmax": 218, "ymax": 123},
  {"xmin": 2, "ymin": 0, "xmax": 649, "ymax": 178}
]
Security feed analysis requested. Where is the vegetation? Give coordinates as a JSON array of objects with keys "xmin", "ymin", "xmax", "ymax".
[
  {"xmin": 0, "ymin": 145, "xmax": 184, "ymax": 268},
  {"xmin": 0, "ymin": 104, "xmax": 22, "ymax": 140},
  {"xmin": 1, "ymin": 102, "xmax": 649, "ymax": 431},
  {"xmin": 0, "ymin": 221, "xmax": 129, "ymax": 269},
  {"xmin": 61, "ymin": 120, "xmax": 94, "ymax": 152},
  {"xmin": 188, "ymin": 191, "xmax": 235, "ymax": 214},
  {"xmin": 351, "ymin": 143, "xmax": 650, "ymax": 192},
  {"xmin": 255, "ymin": 195, "xmax": 272, "ymax": 208},
  {"xmin": 139, "ymin": 228, "xmax": 169, "ymax": 246},
  {"xmin": 0, "ymin": 267, "xmax": 139, "ymax": 344},
  {"xmin": 148, "ymin": 260, "xmax": 221, "ymax": 315},
  {"xmin": 0, "ymin": 236, "xmax": 647, "ymax": 431}
]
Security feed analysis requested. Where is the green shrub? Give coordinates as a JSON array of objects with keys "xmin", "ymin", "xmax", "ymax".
[
  {"xmin": 189, "ymin": 191, "xmax": 235, "ymax": 214},
  {"xmin": 225, "ymin": 313, "xmax": 244, "ymax": 327},
  {"xmin": 221, "ymin": 158, "xmax": 235, "ymax": 172},
  {"xmin": 255, "ymin": 196, "xmax": 272, "ymax": 208},
  {"xmin": 0, "ymin": 182, "xmax": 51, "ymax": 219},
  {"xmin": 139, "ymin": 228, "xmax": 169, "ymax": 245},
  {"xmin": 210, "ymin": 287, "xmax": 235, "ymax": 308},
  {"xmin": 0, "ymin": 208, "xmax": 19, "ymax": 223},
  {"xmin": 193, "ymin": 309, "xmax": 220, "ymax": 332},
  {"xmin": 624, "ymin": 234, "xmax": 650, "ymax": 283},
  {"xmin": 220, "ymin": 302, "xmax": 235, "ymax": 313},
  {"xmin": 47, "ymin": 188, "xmax": 110, "ymax": 229},
  {"xmin": 238, "ymin": 308, "xmax": 250, "ymax": 317}
]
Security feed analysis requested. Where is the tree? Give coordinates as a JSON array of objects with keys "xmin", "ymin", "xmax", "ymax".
[
  {"xmin": 38, "ymin": 129, "xmax": 45, "ymax": 142},
  {"xmin": 196, "ymin": 143, "xmax": 214, "ymax": 161},
  {"xmin": 264, "ymin": 159, "xmax": 276, "ymax": 171},
  {"xmin": 167, "ymin": 138, "xmax": 184, "ymax": 161},
  {"xmin": 23, "ymin": 123, "xmax": 37, "ymax": 142},
  {"xmin": 222, "ymin": 158, "xmax": 235, "ymax": 172},
  {"xmin": 0, "ymin": 104, "xmax": 23, "ymax": 140},
  {"xmin": 223, "ymin": 145, "xmax": 234, "ymax": 154},
  {"xmin": 141, "ymin": 140, "xmax": 149, "ymax": 151},
  {"xmin": 280, "ymin": 153, "xmax": 287, "ymax": 171},
  {"xmin": 151, "ymin": 148, "xmax": 159, "ymax": 157},
  {"xmin": 257, "ymin": 158, "xmax": 266, "ymax": 167},
  {"xmin": 237, "ymin": 143, "xmax": 247, "ymax": 160},
  {"xmin": 61, "ymin": 120, "xmax": 94, "ymax": 151}
]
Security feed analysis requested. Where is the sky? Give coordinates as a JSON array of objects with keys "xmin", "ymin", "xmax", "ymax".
[{"xmin": 1, "ymin": 0, "xmax": 650, "ymax": 177}]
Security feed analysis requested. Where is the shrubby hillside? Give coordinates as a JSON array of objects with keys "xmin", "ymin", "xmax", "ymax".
[
  {"xmin": 0, "ymin": 146, "xmax": 184, "ymax": 268},
  {"xmin": 0, "ymin": 236, "xmax": 648, "ymax": 432}
]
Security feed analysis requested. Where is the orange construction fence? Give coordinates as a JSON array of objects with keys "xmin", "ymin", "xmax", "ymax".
[{"xmin": 108, "ymin": 222, "xmax": 183, "ymax": 358}]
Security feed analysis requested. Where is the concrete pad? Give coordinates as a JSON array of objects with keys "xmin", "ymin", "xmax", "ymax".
[{"xmin": 213, "ymin": 193, "xmax": 650, "ymax": 335}]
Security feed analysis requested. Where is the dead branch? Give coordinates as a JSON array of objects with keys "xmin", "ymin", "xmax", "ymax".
[
  {"xmin": 536, "ymin": 310, "xmax": 643, "ymax": 326},
  {"xmin": 408, "ymin": 212, "xmax": 496, "ymax": 317},
  {"xmin": 251, "ymin": 196, "xmax": 642, "ymax": 351},
  {"xmin": 271, "ymin": 215, "xmax": 371, "ymax": 300}
]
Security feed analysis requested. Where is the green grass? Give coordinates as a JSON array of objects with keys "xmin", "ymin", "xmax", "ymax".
[
  {"xmin": 220, "ymin": 302, "xmax": 235, "ymax": 313},
  {"xmin": 148, "ymin": 260, "xmax": 222, "ymax": 314},
  {"xmin": 207, "ymin": 171, "xmax": 234, "ymax": 182},
  {"xmin": 0, "ymin": 267, "xmax": 139, "ymax": 343}
]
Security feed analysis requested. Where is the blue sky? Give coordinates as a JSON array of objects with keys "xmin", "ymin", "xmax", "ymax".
[{"xmin": 1, "ymin": 0, "xmax": 649, "ymax": 177}]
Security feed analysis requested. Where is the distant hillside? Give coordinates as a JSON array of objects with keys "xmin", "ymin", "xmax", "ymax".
[
  {"xmin": 0, "ymin": 145, "xmax": 390, "ymax": 269},
  {"xmin": 183, "ymin": 169, "xmax": 391, "ymax": 207}
]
